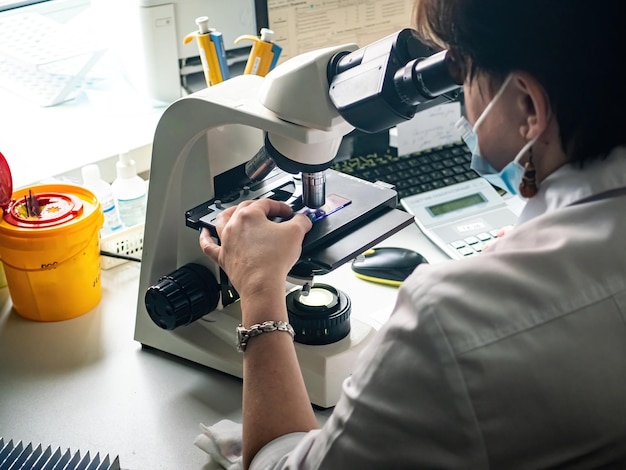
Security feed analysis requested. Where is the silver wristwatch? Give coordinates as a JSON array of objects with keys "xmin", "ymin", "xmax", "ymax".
[{"xmin": 236, "ymin": 320, "xmax": 295, "ymax": 352}]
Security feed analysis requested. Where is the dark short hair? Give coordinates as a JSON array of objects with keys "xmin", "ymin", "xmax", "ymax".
[{"xmin": 412, "ymin": 0, "xmax": 626, "ymax": 165}]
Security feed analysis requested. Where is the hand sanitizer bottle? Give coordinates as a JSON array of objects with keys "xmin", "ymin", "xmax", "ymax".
[
  {"xmin": 81, "ymin": 164, "xmax": 123, "ymax": 235},
  {"xmin": 112, "ymin": 152, "xmax": 147, "ymax": 227}
]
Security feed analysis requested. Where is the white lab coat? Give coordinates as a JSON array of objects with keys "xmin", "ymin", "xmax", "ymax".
[{"xmin": 252, "ymin": 146, "xmax": 626, "ymax": 469}]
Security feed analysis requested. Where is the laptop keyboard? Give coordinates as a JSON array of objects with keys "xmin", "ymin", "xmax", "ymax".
[{"xmin": 330, "ymin": 141, "xmax": 479, "ymax": 200}]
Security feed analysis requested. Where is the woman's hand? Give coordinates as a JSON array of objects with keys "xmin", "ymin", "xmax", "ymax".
[
  {"xmin": 199, "ymin": 199, "xmax": 313, "ymax": 300},
  {"xmin": 201, "ymin": 199, "xmax": 318, "ymax": 466}
]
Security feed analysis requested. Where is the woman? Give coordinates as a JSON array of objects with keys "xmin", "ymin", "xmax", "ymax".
[{"xmin": 200, "ymin": 0, "xmax": 626, "ymax": 468}]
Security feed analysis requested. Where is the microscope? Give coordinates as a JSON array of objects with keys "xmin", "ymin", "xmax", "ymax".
[{"xmin": 134, "ymin": 29, "xmax": 461, "ymax": 408}]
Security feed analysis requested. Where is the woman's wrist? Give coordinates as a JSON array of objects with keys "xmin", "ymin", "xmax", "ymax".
[
  {"xmin": 234, "ymin": 272, "xmax": 288, "ymax": 300},
  {"xmin": 239, "ymin": 284, "xmax": 290, "ymax": 326}
]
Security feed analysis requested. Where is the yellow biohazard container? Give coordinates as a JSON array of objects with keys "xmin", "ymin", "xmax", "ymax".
[{"xmin": 0, "ymin": 151, "xmax": 104, "ymax": 321}]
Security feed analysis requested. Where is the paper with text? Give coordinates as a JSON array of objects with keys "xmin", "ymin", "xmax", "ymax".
[{"xmin": 395, "ymin": 101, "xmax": 462, "ymax": 156}]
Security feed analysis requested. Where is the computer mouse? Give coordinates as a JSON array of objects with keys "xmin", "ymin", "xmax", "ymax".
[{"xmin": 351, "ymin": 247, "xmax": 428, "ymax": 287}]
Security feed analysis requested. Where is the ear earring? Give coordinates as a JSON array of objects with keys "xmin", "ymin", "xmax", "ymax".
[{"xmin": 519, "ymin": 147, "xmax": 538, "ymax": 198}]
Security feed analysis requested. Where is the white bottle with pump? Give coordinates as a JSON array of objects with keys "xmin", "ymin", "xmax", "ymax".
[
  {"xmin": 81, "ymin": 164, "xmax": 123, "ymax": 235},
  {"xmin": 112, "ymin": 152, "xmax": 147, "ymax": 227}
]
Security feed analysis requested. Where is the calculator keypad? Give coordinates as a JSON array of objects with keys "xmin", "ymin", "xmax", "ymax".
[{"xmin": 449, "ymin": 230, "xmax": 502, "ymax": 257}]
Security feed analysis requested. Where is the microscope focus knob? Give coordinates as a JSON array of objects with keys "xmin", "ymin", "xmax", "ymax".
[
  {"xmin": 145, "ymin": 263, "xmax": 220, "ymax": 330},
  {"xmin": 286, "ymin": 283, "xmax": 351, "ymax": 345}
]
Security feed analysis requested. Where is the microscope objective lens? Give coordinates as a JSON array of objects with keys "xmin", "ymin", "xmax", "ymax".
[
  {"xmin": 301, "ymin": 171, "xmax": 326, "ymax": 209},
  {"xmin": 245, "ymin": 146, "xmax": 276, "ymax": 182}
]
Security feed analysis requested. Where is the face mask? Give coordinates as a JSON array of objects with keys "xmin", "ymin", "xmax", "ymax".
[{"xmin": 455, "ymin": 75, "xmax": 537, "ymax": 196}]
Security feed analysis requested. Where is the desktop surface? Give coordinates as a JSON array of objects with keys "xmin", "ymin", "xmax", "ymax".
[{"xmin": 0, "ymin": 224, "xmax": 448, "ymax": 470}]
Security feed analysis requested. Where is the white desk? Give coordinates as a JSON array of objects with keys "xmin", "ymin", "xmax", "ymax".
[{"xmin": 0, "ymin": 223, "xmax": 447, "ymax": 470}]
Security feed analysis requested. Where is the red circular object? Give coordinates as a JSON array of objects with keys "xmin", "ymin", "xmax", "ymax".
[
  {"xmin": 0, "ymin": 152, "xmax": 84, "ymax": 228},
  {"xmin": 0, "ymin": 151, "xmax": 13, "ymax": 211},
  {"xmin": 4, "ymin": 192, "xmax": 83, "ymax": 228}
]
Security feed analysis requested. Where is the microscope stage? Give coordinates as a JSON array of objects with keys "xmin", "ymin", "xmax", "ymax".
[{"xmin": 186, "ymin": 169, "xmax": 415, "ymax": 275}]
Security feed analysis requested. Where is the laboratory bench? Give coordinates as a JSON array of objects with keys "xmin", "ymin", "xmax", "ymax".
[
  {"xmin": 0, "ymin": 39, "xmax": 453, "ymax": 468},
  {"xmin": 0, "ymin": 224, "xmax": 447, "ymax": 470}
]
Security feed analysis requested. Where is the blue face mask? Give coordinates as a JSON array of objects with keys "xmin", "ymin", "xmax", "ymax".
[{"xmin": 455, "ymin": 75, "xmax": 537, "ymax": 196}]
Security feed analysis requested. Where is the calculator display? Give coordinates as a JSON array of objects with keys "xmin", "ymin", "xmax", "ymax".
[{"xmin": 427, "ymin": 192, "xmax": 486, "ymax": 217}]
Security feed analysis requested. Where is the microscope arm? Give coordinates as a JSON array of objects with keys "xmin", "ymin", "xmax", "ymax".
[{"xmin": 141, "ymin": 69, "xmax": 353, "ymax": 290}]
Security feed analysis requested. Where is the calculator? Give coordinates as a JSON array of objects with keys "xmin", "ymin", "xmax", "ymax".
[{"xmin": 401, "ymin": 178, "xmax": 519, "ymax": 259}]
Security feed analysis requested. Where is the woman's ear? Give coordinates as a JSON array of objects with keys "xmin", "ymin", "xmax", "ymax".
[{"xmin": 512, "ymin": 71, "xmax": 550, "ymax": 140}]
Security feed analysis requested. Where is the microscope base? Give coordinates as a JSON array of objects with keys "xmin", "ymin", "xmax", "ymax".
[{"xmin": 135, "ymin": 298, "xmax": 377, "ymax": 408}]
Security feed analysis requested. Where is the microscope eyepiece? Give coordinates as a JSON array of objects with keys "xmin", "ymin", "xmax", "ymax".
[
  {"xmin": 393, "ymin": 50, "xmax": 461, "ymax": 106},
  {"xmin": 328, "ymin": 28, "xmax": 462, "ymax": 133}
]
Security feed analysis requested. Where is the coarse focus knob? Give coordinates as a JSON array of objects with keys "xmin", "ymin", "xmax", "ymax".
[
  {"xmin": 145, "ymin": 263, "xmax": 220, "ymax": 330},
  {"xmin": 286, "ymin": 283, "xmax": 351, "ymax": 345}
]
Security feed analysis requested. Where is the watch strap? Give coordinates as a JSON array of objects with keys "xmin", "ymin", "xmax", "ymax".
[{"xmin": 236, "ymin": 320, "xmax": 295, "ymax": 352}]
